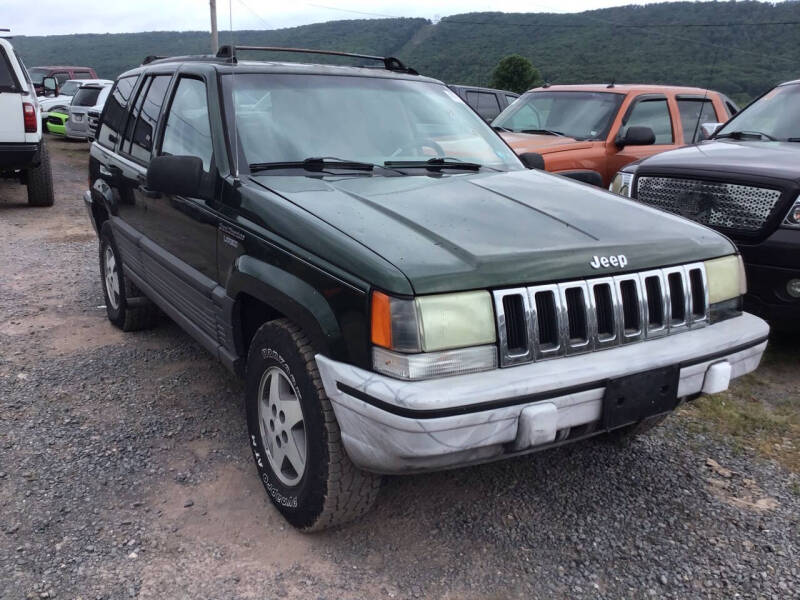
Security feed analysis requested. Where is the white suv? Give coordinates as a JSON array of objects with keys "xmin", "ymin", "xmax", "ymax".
[{"xmin": 0, "ymin": 36, "xmax": 54, "ymax": 206}]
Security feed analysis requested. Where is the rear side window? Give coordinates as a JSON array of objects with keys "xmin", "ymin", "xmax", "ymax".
[
  {"xmin": 97, "ymin": 75, "xmax": 138, "ymax": 150},
  {"xmin": 73, "ymin": 71, "xmax": 92, "ymax": 79},
  {"xmin": 72, "ymin": 87, "xmax": 102, "ymax": 107},
  {"xmin": 676, "ymin": 99, "xmax": 716, "ymax": 144},
  {"xmin": 127, "ymin": 75, "xmax": 171, "ymax": 163},
  {"xmin": 160, "ymin": 77, "xmax": 213, "ymax": 172},
  {"xmin": 505, "ymin": 94, "xmax": 518, "ymax": 106},
  {"xmin": 466, "ymin": 91, "xmax": 501, "ymax": 121},
  {"xmin": 0, "ymin": 47, "xmax": 20, "ymax": 91},
  {"xmin": 625, "ymin": 98, "xmax": 674, "ymax": 144},
  {"xmin": 53, "ymin": 71, "xmax": 69, "ymax": 84}
]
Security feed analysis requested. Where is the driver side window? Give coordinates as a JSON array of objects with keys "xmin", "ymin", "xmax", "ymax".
[
  {"xmin": 624, "ymin": 98, "xmax": 674, "ymax": 144},
  {"xmin": 160, "ymin": 77, "xmax": 213, "ymax": 172}
]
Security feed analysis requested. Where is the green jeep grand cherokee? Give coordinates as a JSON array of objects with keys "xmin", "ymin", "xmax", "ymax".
[{"xmin": 84, "ymin": 46, "xmax": 769, "ymax": 531}]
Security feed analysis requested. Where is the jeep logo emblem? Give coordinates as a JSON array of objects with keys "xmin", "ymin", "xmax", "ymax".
[{"xmin": 590, "ymin": 254, "xmax": 628, "ymax": 269}]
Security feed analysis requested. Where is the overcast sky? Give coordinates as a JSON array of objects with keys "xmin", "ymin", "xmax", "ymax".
[{"xmin": 4, "ymin": 0, "xmax": 731, "ymax": 37}]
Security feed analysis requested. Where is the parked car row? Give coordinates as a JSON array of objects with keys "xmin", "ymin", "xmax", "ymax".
[
  {"xmin": 41, "ymin": 79, "xmax": 113, "ymax": 141},
  {"xmin": 609, "ymin": 79, "xmax": 800, "ymax": 329}
]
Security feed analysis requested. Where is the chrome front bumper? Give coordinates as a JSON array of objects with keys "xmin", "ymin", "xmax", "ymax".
[{"xmin": 316, "ymin": 312, "xmax": 769, "ymax": 474}]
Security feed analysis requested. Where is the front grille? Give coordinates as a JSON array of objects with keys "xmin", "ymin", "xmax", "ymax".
[
  {"xmin": 636, "ymin": 176, "xmax": 782, "ymax": 233},
  {"xmin": 493, "ymin": 262, "xmax": 708, "ymax": 366}
]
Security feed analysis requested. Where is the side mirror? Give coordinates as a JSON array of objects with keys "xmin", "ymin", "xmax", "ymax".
[
  {"xmin": 519, "ymin": 152, "xmax": 545, "ymax": 170},
  {"xmin": 146, "ymin": 155, "xmax": 203, "ymax": 197},
  {"xmin": 616, "ymin": 126, "xmax": 655, "ymax": 148},
  {"xmin": 42, "ymin": 77, "xmax": 58, "ymax": 97},
  {"xmin": 700, "ymin": 122, "xmax": 723, "ymax": 140}
]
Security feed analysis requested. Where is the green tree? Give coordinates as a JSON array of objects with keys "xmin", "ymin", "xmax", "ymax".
[{"xmin": 489, "ymin": 54, "xmax": 541, "ymax": 94}]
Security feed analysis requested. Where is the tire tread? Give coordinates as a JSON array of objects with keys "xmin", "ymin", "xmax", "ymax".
[{"xmin": 252, "ymin": 318, "xmax": 380, "ymax": 531}]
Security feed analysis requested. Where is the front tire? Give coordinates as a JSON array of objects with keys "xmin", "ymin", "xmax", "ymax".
[
  {"xmin": 602, "ymin": 413, "xmax": 669, "ymax": 446},
  {"xmin": 99, "ymin": 222, "xmax": 158, "ymax": 331},
  {"xmin": 26, "ymin": 140, "xmax": 54, "ymax": 207},
  {"xmin": 246, "ymin": 319, "xmax": 380, "ymax": 531}
]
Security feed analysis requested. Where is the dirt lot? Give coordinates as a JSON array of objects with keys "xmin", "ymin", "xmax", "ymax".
[{"xmin": 1, "ymin": 138, "xmax": 798, "ymax": 599}]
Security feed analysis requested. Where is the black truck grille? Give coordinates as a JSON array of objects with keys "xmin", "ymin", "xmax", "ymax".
[
  {"xmin": 493, "ymin": 262, "xmax": 708, "ymax": 366},
  {"xmin": 636, "ymin": 176, "xmax": 782, "ymax": 233}
]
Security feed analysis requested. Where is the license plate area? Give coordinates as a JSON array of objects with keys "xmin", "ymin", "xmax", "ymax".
[{"xmin": 602, "ymin": 366, "xmax": 680, "ymax": 430}]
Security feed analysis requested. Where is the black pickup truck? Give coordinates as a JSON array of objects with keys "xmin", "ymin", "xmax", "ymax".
[
  {"xmin": 612, "ymin": 79, "xmax": 800, "ymax": 329},
  {"xmin": 84, "ymin": 46, "xmax": 768, "ymax": 530}
]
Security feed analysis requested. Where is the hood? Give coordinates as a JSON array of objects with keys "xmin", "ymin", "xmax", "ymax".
[
  {"xmin": 39, "ymin": 95, "xmax": 71, "ymax": 111},
  {"xmin": 500, "ymin": 131, "xmax": 593, "ymax": 154},
  {"xmin": 633, "ymin": 140, "xmax": 800, "ymax": 183},
  {"xmin": 250, "ymin": 170, "xmax": 734, "ymax": 295}
]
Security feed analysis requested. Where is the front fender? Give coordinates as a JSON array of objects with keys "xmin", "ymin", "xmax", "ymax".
[{"xmin": 227, "ymin": 255, "xmax": 348, "ymax": 361}]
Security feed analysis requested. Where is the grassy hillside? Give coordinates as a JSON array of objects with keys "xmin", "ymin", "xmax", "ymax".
[{"xmin": 11, "ymin": 1, "xmax": 800, "ymax": 104}]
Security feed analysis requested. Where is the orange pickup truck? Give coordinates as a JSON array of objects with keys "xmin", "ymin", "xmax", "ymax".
[{"xmin": 493, "ymin": 84, "xmax": 738, "ymax": 187}]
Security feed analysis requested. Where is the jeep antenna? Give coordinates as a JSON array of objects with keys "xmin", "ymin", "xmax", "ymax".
[{"xmin": 691, "ymin": 49, "xmax": 719, "ymax": 145}]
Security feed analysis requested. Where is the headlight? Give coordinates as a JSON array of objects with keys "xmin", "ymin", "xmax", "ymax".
[
  {"xmin": 704, "ymin": 254, "xmax": 747, "ymax": 304},
  {"xmin": 370, "ymin": 290, "xmax": 497, "ymax": 379},
  {"xmin": 609, "ymin": 171, "xmax": 634, "ymax": 197},
  {"xmin": 781, "ymin": 198, "xmax": 800, "ymax": 229}
]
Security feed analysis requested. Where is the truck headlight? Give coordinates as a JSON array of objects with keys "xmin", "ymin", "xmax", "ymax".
[
  {"xmin": 704, "ymin": 254, "xmax": 747, "ymax": 304},
  {"xmin": 370, "ymin": 290, "xmax": 497, "ymax": 379},
  {"xmin": 609, "ymin": 171, "xmax": 634, "ymax": 197}
]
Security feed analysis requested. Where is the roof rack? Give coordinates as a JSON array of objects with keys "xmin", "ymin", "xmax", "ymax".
[{"xmin": 215, "ymin": 45, "xmax": 418, "ymax": 75}]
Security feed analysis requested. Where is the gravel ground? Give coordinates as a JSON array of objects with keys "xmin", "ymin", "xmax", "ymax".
[{"xmin": 1, "ymin": 138, "xmax": 798, "ymax": 599}]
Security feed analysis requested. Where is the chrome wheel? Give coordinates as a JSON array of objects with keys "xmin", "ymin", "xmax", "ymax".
[
  {"xmin": 258, "ymin": 366, "xmax": 307, "ymax": 487},
  {"xmin": 104, "ymin": 246, "xmax": 120, "ymax": 310}
]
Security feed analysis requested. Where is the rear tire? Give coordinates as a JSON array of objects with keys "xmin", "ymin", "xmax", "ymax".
[
  {"xmin": 26, "ymin": 140, "xmax": 54, "ymax": 207},
  {"xmin": 245, "ymin": 319, "xmax": 380, "ymax": 531},
  {"xmin": 99, "ymin": 222, "xmax": 159, "ymax": 331}
]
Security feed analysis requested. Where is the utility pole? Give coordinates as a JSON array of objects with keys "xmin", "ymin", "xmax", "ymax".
[{"xmin": 209, "ymin": 0, "xmax": 219, "ymax": 54}]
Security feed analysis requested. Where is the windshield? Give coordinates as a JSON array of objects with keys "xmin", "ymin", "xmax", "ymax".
[
  {"xmin": 492, "ymin": 91, "xmax": 624, "ymax": 140},
  {"xmin": 715, "ymin": 83, "xmax": 800, "ymax": 141},
  {"xmin": 222, "ymin": 73, "xmax": 522, "ymax": 173},
  {"xmin": 72, "ymin": 87, "xmax": 102, "ymax": 107},
  {"xmin": 28, "ymin": 67, "xmax": 49, "ymax": 84},
  {"xmin": 59, "ymin": 81, "xmax": 81, "ymax": 96}
]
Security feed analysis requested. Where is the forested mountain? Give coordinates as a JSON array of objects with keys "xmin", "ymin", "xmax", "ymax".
[{"xmin": 11, "ymin": 1, "xmax": 800, "ymax": 104}]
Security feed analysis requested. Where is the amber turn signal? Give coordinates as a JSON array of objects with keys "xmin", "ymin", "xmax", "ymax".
[{"xmin": 370, "ymin": 291, "xmax": 392, "ymax": 348}]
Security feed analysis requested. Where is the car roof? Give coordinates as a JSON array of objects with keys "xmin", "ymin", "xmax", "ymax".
[
  {"xmin": 66, "ymin": 78, "xmax": 112, "ymax": 85},
  {"xmin": 779, "ymin": 79, "xmax": 800, "ymax": 86},
  {"xmin": 525, "ymin": 83, "xmax": 721, "ymax": 95},
  {"xmin": 78, "ymin": 80, "xmax": 113, "ymax": 88},
  {"xmin": 30, "ymin": 65, "xmax": 94, "ymax": 70}
]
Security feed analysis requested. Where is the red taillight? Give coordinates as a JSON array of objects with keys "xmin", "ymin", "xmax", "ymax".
[{"xmin": 22, "ymin": 102, "xmax": 37, "ymax": 133}]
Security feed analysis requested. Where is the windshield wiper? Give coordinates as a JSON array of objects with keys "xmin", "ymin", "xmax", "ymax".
[
  {"xmin": 518, "ymin": 128, "xmax": 566, "ymax": 137},
  {"xmin": 249, "ymin": 156, "xmax": 399, "ymax": 173},
  {"xmin": 714, "ymin": 130, "xmax": 776, "ymax": 141},
  {"xmin": 384, "ymin": 157, "xmax": 483, "ymax": 171},
  {"xmin": 492, "ymin": 125, "xmax": 512, "ymax": 132}
]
